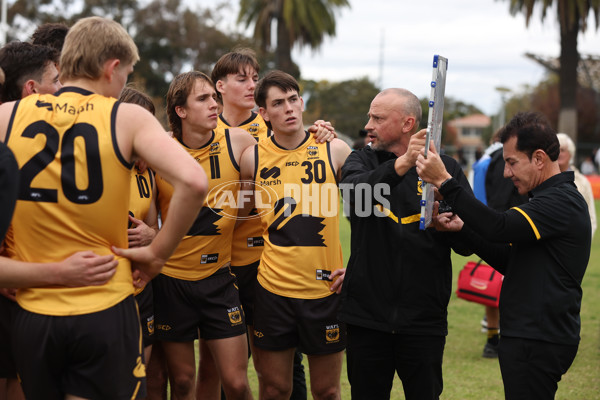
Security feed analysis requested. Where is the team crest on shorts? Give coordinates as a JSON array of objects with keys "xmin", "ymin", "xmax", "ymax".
[
  {"xmin": 147, "ymin": 316, "xmax": 154, "ymax": 335},
  {"xmin": 325, "ymin": 324, "xmax": 340, "ymax": 343},
  {"xmin": 227, "ymin": 307, "xmax": 243, "ymax": 326},
  {"xmin": 417, "ymin": 179, "xmax": 423, "ymax": 195}
]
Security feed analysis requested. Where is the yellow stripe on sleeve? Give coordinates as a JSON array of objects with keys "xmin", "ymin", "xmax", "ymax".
[{"xmin": 512, "ymin": 206, "xmax": 541, "ymax": 240}]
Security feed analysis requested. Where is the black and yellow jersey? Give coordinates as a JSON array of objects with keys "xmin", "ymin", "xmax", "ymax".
[
  {"xmin": 5, "ymin": 87, "xmax": 133, "ymax": 316},
  {"xmin": 130, "ymin": 166, "xmax": 154, "ymax": 295},
  {"xmin": 217, "ymin": 112, "xmax": 271, "ymax": 267},
  {"xmin": 254, "ymin": 133, "xmax": 342, "ymax": 299},
  {"xmin": 156, "ymin": 129, "xmax": 239, "ymax": 281},
  {"xmin": 129, "ymin": 166, "xmax": 154, "ymax": 226}
]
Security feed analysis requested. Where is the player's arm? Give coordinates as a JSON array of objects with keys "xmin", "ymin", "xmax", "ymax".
[
  {"xmin": 228, "ymin": 127, "xmax": 258, "ymax": 165},
  {"xmin": 237, "ymin": 144, "xmax": 257, "ymax": 222},
  {"xmin": 0, "ymin": 102, "xmax": 16, "ymax": 143},
  {"xmin": 0, "ymin": 251, "xmax": 117, "ymax": 288},
  {"xmin": 329, "ymin": 138, "xmax": 352, "ymax": 182},
  {"xmin": 113, "ymin": 104, "xmax": 208, "ymax": 278}
]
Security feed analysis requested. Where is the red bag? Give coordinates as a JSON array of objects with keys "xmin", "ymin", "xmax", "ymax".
[{"xmin": 456, "ymin": 260, "xmax": 503, "ymax": 307}]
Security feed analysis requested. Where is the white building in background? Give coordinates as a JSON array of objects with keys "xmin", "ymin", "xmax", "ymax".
[{"xmin": 449, "ymin": 113, "xmax": 491, "ymax": 167}]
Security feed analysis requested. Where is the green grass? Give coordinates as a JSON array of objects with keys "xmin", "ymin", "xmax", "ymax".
[{"xmin": 240, "ymin": 200, "xmax": 600, "ymax": 399}]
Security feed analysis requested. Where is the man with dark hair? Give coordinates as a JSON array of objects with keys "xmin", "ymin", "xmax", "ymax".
[
  {"xmin": 0, "ymin": 41, "xmax": 61, "ymax": 102},
  {"xmin": 30, "ymin": 22, "xmax": 69, "ymax": 53},
  {"xmin": 417, "ymin": 111, "xmax": 591, "ymax": 399},
  {"xmin": 240, "ymin": 70, "xmax": 350, "ymax": 400}
]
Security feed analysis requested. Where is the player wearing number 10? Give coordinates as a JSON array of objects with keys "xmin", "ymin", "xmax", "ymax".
[{"xmin": 0, "ymin": 17, "xmax": 207, "ymax": 400}]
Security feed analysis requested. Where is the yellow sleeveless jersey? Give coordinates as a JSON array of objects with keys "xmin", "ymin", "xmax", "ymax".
[
  {"xmin": 254, "ymin": 133, "xmax": 343, "ymax": 299},
  {"xmin": 217, "ymin": 112, "xmax": 270, "ymax": 267},
  {"xmin": 156, "ymin": 130, "xmax": 239, "ymax": 280},
  {"xmin": 129, "ymin": 167, "xmax": 154, "ymax": 224},
  {"xmin": 130, "ymin": 167, "xmax": 154, "ymax": 295},
  {"xmin": 5, "ymin": 87, "xmax": 133, "ymax": 316}
]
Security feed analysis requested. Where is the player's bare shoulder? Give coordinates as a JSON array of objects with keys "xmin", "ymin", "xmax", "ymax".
[
  {"xmin": 228, "ymin": 127, "xmax": 256, "ymax": 164},
  {"xmin": 0, "ymin": 101, "xmax": 17, "ymax": 142}
]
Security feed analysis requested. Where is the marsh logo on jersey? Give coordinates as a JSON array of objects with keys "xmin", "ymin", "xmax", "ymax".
[
  {"xmin": 201, "ymin": 253, "xmax": 219, "ymax": 264},
  {"xmin": 147, "ymin": 316, "xmax": 155, "ymax": 335},
  {"xmin": 247, "ymin": 237, "xmax": 264, "ymax": 247},
  {"xmin": 316, "ymin": 269, "xmax": 332, "ymax": 281},
  {"xmin": 326, "ymin": 324, "xmax": 340, "ymax": 343},
  {"xmin": 417, "ymin": 178, "xmax": 423, "ymax": 195},
  {"xmin": 248, "ymin": 123, "xmax": 260, "ymax": 134},
  {"xmin": 307, "ymin": 146, "xmax": 319, "ymax": 160},
  {"xmin": 210, "ymin": 142, "xmax": 221, "ymax": 155},
  {"xmin": 227, "ymin": 307, "xmax": 243, "ymax": 326}
]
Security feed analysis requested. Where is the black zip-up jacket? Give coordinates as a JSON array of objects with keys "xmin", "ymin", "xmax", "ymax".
[{"xmin": 339, "ymin": 146, "xmax": 472, "ymax": 335}]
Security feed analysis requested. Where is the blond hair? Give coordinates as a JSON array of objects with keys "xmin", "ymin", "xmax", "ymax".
[{"xmin": 60, "ymin": 17, "xmax": 139, "ymax": 81}]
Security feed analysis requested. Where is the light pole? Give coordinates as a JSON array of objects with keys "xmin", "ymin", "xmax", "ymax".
[{"xmin": 495, "ymin": 86, "xmax": 511, "ymax": 130}]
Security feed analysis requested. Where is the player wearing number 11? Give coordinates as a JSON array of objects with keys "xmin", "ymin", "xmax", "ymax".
[
  {"xmin": 0, "ymin": 17, "xmax": 207, "ymax": 400},
  {"xmin": 239, "ymin": 70, "xmax": 350, "ymax": 399}
]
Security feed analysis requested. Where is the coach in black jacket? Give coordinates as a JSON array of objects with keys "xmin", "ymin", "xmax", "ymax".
[
  {"xmin": 417, "ymin": 112, "xmax": 591, "ymax": 400},
  {"xmin": 337, "ymin": 88, "xmax": 472, "ymax": 400}
]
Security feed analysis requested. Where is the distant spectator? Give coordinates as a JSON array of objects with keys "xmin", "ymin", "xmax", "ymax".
[
  {"xmin": 557, "ymin": 133, "xmax": 596, "ymax": 238},
  {"xmin": 580, "ymin": 155, "xmax": 597, "ymax": 175}
]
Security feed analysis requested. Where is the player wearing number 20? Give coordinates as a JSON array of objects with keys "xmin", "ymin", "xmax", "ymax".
[{"xmin": 0, "ymin": 17, "xmax": 207, "ymax": 399}]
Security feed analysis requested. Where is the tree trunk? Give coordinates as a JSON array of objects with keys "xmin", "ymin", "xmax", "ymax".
[
  {"xmin": 558, "ymin": 11, "xmax": 579, "ymax": 141},
  {"xmin": 275, "ymin": 14, "xmax": 300, "ymax": 78}
]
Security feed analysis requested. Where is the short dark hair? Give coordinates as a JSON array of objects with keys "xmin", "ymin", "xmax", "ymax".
[
  {"xmin": 211, "ymin": 47, "xmax": 259, "ymax": 84},
  {"xmin": 119, "ymin": 85, "xmax": 155, "ymax": 115},
  {"xmin": 499, "ymin": 112, "xmax": 560, "ymax": 161},
  {"xmin": 31, "ymin": 23, "xmax": 69, "ymax": 53},
  {"xmin": 0, "ymin": 41, "xmax": 59, "ymax": 102},
  {"xmin": 254, "ymin": 70, "xmax": 299, "ymax": 109}
]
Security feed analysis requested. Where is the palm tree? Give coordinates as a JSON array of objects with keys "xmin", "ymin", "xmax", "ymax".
[
  {"xmin": 238, "ymin": 0, "xmax": 350, "ymax": 78},
  {"xmin": 507, "ymin": 0, "xmax": 600, "ymax": 141}
]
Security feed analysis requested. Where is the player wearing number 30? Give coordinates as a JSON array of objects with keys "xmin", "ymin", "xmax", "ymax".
[
  {"xmin": 0, "ymin": 17, "xmax": 207, "ymax": 400},
  {"xmin": 239, "ymin": 70, "xmax": 351, "ymax": 400}
]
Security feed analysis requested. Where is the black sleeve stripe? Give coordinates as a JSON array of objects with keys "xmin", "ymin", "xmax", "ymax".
[
  {"xmin": 225, "ymin": 129, "xmax": 240, "ymax": 172},
  {"xmin": 111, "ymin": 101, "xmax": 133, "ymax": 169}
]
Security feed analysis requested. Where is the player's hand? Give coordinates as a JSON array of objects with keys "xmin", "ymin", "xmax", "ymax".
[
  {"xmin": 128, "ymin": 215, "xmax": 157, "ymax": 248},
  {"xmin": 58, "ymin": 251, "xmax": 118, "ymax": 287},
  {"xmin": 0, "ymin": 287, "xmax": 17, "ymax": 302},
  {"xmin": 308, "ymin": 120, "xmax": 337, "ymax": 143},
  {"xmin": 330, "ymin": 268, "xmax": 346, "ymax": 294},
  {"xmin": 112, "ymin": 245, "xmax": 165, "ymax": 285}
]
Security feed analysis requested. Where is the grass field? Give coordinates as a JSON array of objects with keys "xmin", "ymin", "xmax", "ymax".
[{"xmin": 240, "ymin": 200, "xmax": 600, "ymax": 399}]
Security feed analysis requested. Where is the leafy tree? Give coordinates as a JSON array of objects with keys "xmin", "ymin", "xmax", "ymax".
[
  {"xmin": 302, "ymin": 77, "xmax": 379, "ymax": 137},
  {"xmin": 505, "ymin": 0, "xmax": 600, "ymax": 141},
  {"xmin": 504, "ymin": 76, "xmax": 599, "ymax": 152},
  {"xmin": 237, "ymin": 0, "xmax": 350, "ymax": 78}
]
